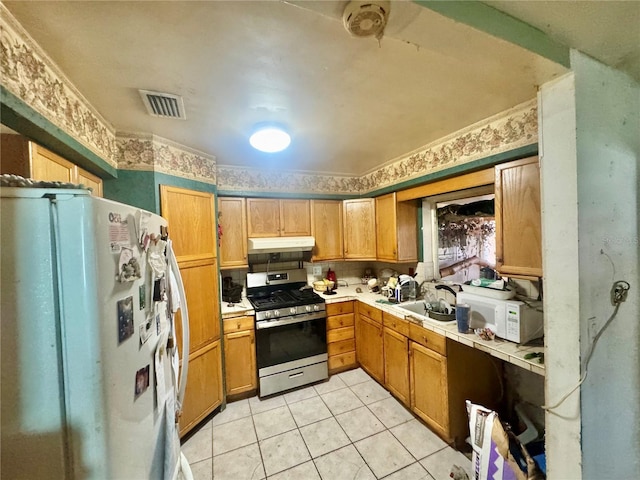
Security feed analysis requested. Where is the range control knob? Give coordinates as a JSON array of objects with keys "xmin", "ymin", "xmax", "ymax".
[
  {"xmin": 273, "ymin": 310, "xmax": 280, "ymax": 318},
  {"xmin": 313, "ymin": 304, "xmax": 320, "ymax": 312},
  {"xmin": 290, "ymin": 307, "xmax": 297, "ymax": 315},
  {"xmin": 305, "ymin": 305, "xmax": 312, "ymax": 313},
  {"xmin": 264, "ymin": 311, "xmax": 272, "ymax": 319}
]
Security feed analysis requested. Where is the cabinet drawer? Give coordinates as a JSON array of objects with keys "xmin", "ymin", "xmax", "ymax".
[
  {"xmin": 358, "ymin": 302, "xmax": 382, "ymax": 323},
  {"xmin": 409, "ymin": 323, "xmax": 446, "ymax": 356},
  {"xmin": 328, "ymin": 352, "xmax": 357, "ymax": 371},
  {"xmin": 328, "ymin": 338, "xmax": 355, "ymax": 356},
  {"xmin": 223, "ymin": 316, "xmax": 254, "ymax": 334},
  {"xmin": 327, "ymin": 326, "xmax": 354, "ymax": 343},
  {"xmin": 326, "ymin": 301, "xmax": 354, "ymax": 316},
  {"xmin": 327, "ymin": 313, "xmax": 354, "ymax": 330},
  {"xmin": 382, "ymin": 312, "xmax": 409, "ymax": 336}
]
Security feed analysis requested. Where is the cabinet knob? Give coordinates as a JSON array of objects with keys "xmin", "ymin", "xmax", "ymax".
[{"xmin": 423, "ymin": 336, "xmax": 428, "ymax": 344}]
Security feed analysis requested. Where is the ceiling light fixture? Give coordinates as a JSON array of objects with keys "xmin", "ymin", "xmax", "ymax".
[{"xmin": 249, "ymin": 125, "xmax": 291, "ymax": 153}]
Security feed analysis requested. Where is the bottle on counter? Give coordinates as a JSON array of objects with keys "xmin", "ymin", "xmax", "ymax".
[{"xmin": 395, "ymin": 283, "xmax": 402, "ymax": 303}]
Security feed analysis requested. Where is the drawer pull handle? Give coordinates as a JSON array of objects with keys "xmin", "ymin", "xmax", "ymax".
[
  {"xmin": 423, "ymin": 336, "xmax": 428, "ymax": 343},
  {"xmin": 289, "ymin": 372, "xmax": 304, "ymax": 379}
]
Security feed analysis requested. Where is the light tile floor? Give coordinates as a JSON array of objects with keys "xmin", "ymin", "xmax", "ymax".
[{"xmin": 181, "ymin": 368, "xmax": 471, "ymax": 480}]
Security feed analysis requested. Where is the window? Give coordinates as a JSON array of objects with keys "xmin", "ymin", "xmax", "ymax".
[{"xmin": 422, "ymin": 186, "xmax": 496, "ymax": 283}]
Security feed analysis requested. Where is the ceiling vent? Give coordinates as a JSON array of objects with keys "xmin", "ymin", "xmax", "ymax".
[
  {"xmin": 138, "ymin": 90, "xmax": 186, "ymax": 119},
  {"xmin": 343, "ymin": 1, "xmax": 390, "ymax": 40}
]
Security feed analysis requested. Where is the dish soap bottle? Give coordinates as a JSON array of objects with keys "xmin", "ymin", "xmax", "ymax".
[
  {"xmin": 326, "ymin": 268, "xmax": 337, "ymax": 290},
  {"xmin": 395, "ymin": 283, "xmax": 402, "ymax": 303}
]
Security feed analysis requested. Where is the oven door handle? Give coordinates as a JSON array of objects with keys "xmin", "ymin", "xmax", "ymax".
[{"xmin": 256, "ymin": 312, "xmax": 325, "ymax": 330}]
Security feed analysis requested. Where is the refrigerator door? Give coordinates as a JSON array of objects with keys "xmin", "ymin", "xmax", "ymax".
[
  {"xmin": 1, "ymin": 187, "xmax": 180, "ymax": 479},
  {"xmin": 54, "ymin": 194, "xmax": 174, "ymax": 479},
  {"xmin": 1, "ymin": 189, "xmax": 71, "ymax": 479}
]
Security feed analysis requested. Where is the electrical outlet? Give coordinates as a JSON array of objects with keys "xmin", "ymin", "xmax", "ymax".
[{"xmin": 312, "ymin": 266, "xmax": 322, "ymax": 276}]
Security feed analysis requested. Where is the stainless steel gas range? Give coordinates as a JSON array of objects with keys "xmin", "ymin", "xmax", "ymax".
[{"xmin": 246, "ymin": 269, "xmax": 328, "ymax": 397}]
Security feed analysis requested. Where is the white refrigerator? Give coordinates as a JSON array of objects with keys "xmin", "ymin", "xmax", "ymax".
[{"xmin": 1, "ymin": 184, "xmax": 192, "ymax": 479}]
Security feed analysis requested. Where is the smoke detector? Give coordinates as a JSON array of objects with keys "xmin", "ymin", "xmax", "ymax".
[{"xmin": 342, "ymin": 1, "xmax": 390, "ymax": 39}]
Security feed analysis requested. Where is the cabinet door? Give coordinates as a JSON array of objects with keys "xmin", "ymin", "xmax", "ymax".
[
  {"xmin": 343, "ymin": 198, "xmax": 376, "ymax": 260},
  {"xmin": 175, "ymin": 261, "xmax": 220, "ymax": 351},
  {"xmin": 77, "ymin": 166, "xmax": 103, "ymax": 197},
  {"xmin": 280, "ymin": 199, "xmax": 311, "ymax": 236},
  {"xmin": 311, "ymin": 199, "xmax": 344, "ymax": 260},
  {"xmin": 355, "ymin": 313, "xmax": 384, "ymax": 383},
  {"xmin": 31, "ymin": 143, "xmax": 76, "ymax": 183},
  {"xmin": 376, "ymin": 193, "xmax": 397, "ymax": 261},
  {"xmin": 495, "ymin": 157, "xmax": 542, "ymax": 277},
  {"xmin": 218, "ymin": 197, "xmax": 248, "ymax": 268},
  {"xmin": 396, "ymin": 199, "xmax": 418, "ymax": 262},
  {"xmin": 383, "ymin": 327, "xmax": 409, "ymax": 405},
  {"xmin": 247, "ymin": 198, "xmax": 280, "ymax": 237},
  {"xmin": 160, "ymin": 185, "xmax": 221, "ymax": 437},
  {"xmin": 179, "ymin": 340, "xmax": 223, "ymax": 436},
  {"xmin": 410, "ymin": 342, "xmax": 449, "ymax": 439},
  {"xmin": 224, "ymin": 329, "xmax": 257, "ymax": 396}
]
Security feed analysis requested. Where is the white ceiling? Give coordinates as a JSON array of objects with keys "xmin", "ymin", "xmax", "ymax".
[{"xmin": 3, "ymin": 1, "xmax": 637, "ymax": 177}]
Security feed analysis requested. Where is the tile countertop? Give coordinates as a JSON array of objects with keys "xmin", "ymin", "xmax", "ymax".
[
  {"xmin": 220, "ymin": 298, "xmax": 255, "ymax": 319},
  {"xmin": 219, "ymin": 285, "xmax": 545, "ymax": 376},
  {"xmin": 323, "ymin": 286, "xmax": 546, "ymax": 377}
]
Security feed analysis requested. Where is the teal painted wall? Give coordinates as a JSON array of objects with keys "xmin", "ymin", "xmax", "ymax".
[{"xmin": 104, "ymin": 170, "xmax": 217, "ymax": 215}]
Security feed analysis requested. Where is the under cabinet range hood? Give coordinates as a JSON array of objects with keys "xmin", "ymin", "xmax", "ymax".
[{"xmin": 248, "ymin": 236, "xmax": 315, "ymax": 254}]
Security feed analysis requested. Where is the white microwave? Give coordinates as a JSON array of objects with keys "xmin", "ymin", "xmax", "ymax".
[{"xmin": 457, "ymin": 292, "xmax": 544, "ymax": 344}]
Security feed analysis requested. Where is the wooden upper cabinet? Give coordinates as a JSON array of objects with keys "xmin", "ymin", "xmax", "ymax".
[
  {"xmin": 280, "ymin": 199, "xmax": 311, "ymax": 236},
  {"xmin": 31, "ymin": 144, "xmax": 76, "ymax": 183},
  {"xmin": 375, "ymin": 192, "xmax": 417, "ymax": 262},
  {"xmin": 495, "ymin": 157, "xmax": 542, "ymax": 277},
  {"xmin": 247, "ymin": 198, "xmax": 281, "ymax": 237},
  {"xmin": 343, "ymin": 198, "xmax": 376, "ymax": 260},
  {"xmin": 160, "ymin": 185, "xmax": 217, "ymax": 261},
  {"xmin": 77, "ymin": 167, "xmax": 103, "ymax": 197},
  {"xmin": 218, "ymin": 197, "xmax": 248, "ymax": 269},
  {"xmin": 311, "ymin": 199, "xmax": 344, "ymax": 261},
  {"xmin": 246, "ymin": 198, "xmax": 311, "ymax": 237},
  {"xmin": 1, "ymin": 134, "xmax": 103, "ymax": 196}
]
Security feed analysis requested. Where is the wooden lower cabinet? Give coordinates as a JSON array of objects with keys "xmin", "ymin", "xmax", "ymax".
[
  {"xmin": 180, "ymin": 340, "xmax": 223, "ymax": 436},
  {"xmin": 223, "ymin": 316, "xmax": 257, "ymax": 397},
  {"xmin": 408, "ymin": 323, "xmax": 502, "ymax": 447},
  {"xmin": 410, "ymin": 341, "xmax": 449, "ymax": 437},
  {"xmin": 383, "ymin": 324, "xmax": 410, "ymax": 406},
  {"xmin": 355, "ymin": 303, "xmax": 384, "ymax": 383},
  {"xmin": 326, "ymin": 302, "xmax": 357, "ymax": 373}
]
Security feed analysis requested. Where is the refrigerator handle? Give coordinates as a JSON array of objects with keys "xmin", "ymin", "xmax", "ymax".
[{"xmin": 167, "ymin": 240, "xmax": 190, "ymax": 413}]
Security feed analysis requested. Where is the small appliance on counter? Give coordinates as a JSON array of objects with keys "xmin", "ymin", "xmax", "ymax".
[
  {"xmin": 222, "ymin": 276, "xmax": 243, "ymax": 304},
  {"xmin": 457, "ymin": 291, "xmax": 543, "ymax": 344}
]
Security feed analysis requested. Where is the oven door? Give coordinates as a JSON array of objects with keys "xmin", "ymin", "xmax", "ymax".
[{"xmin": 255, "ymin": 311, "xmax": 327, "ymax": 371}]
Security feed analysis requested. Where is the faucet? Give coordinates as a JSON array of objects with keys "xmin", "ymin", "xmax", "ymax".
[{"xmin": 336, "ymin": 279, "xmax": 349, "ymax": 287}]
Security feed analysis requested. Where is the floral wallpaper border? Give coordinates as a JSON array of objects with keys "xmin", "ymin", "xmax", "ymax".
[
  {"xmin": 216, "ymin": 166, "xmax": 363, "ymax": 195},
  {"xmin": 360, "ymin": 99, "xmax": 538, "ymax": 193},
  {"xmin": 1, "ymin": 4, "xmax": 118, "ymax": 167},
  {"xmin": 218, "ymin": 99, "xmax": 538, "ymax": 195},
  {"xmin": 117, "ymin": 133, "xmax": 216, "ymax": 185}
]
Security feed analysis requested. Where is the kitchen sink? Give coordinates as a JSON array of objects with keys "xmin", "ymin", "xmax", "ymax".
[{"xmin": 394, "ymin": 300, "xmax": 457, "ymax": 325}]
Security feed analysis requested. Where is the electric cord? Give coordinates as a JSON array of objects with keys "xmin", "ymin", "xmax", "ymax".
[{"xmin": 542, "ymin": 280, "xmax": 630, "ymax": 411}]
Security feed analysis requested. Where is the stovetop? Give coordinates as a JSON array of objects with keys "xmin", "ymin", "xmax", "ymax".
[{"xmin": 247, "ymin": 288, "xmax": 324, "ymax": 311}]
